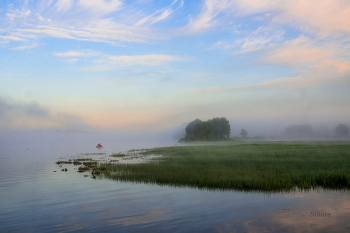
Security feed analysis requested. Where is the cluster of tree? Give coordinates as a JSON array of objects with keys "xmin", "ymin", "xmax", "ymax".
[{"xmin": 179, "ymin": 117, "xmax": 230, "ymax": 141}]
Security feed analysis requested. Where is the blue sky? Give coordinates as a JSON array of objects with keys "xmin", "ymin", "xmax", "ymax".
[{"xmin": 1, "ymin": 0, "xmax": 350, "ymax": 133}]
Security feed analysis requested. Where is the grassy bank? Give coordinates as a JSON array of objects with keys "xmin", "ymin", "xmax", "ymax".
[{"xmin": 101, "ymin": 141, "xmax": 350, "ymax": 191}]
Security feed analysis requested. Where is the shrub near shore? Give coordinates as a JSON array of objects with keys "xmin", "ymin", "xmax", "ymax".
[{"xmin": 101, "ymin": 141, "xmax": 350, "ymax": 191}]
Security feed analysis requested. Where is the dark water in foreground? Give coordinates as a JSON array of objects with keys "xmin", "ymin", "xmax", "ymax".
[{"xmin": 1, "ymin": 135, "xmax": 350, "ymax": 232}]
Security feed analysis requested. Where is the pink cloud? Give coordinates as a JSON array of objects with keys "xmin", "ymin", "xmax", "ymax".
[
  {"xmin": 259, "ymin": 36, "xmax": 350, "ymax": 78},
  {"xmin": 262, "ymin": 36, "xmax": 329, "ymax": 67},
  {"xmin": 233, "ymin": 0, "xmax": 350, "ymax": 37}
]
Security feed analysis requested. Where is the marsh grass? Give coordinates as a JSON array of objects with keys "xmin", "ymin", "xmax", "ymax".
[
  {"xmin": 100, "ymin": 141, "xmax": 350, "ymax": 191},
  {"xmin": 92, "ymin": 166, "xmax": 110, "ymax": 175},
  {"xmin": 110, "ymin": 152, "xmax": 127, "ymax": 157}
]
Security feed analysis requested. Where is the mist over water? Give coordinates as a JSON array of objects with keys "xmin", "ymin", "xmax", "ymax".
[
  {"xmin": 1, "ymin": 127, "xmax": 350, "ymax": 232},
  {"xmin": 0, "ymin": 130, "xmax": 177, "ymax": 155},
  {"xmin": 1, "ymin": 115, "xmax": 349, "ymax": 157}
]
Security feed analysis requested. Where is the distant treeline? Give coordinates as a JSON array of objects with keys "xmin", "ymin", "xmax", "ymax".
[
  {"xmin": 285, "ymin": 124, "xmax": 349, "ymax": 139},
  {"xmin": 179, "ymin": 117, "xmax": 230, "ymax": 142},
  {"xmin": 178, "ymin": 119, "xmax": 349, "ymax": 142}
]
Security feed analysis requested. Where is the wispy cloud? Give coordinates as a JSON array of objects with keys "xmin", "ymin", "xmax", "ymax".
[
  {"xmin": 197, "ymin": 0, "xmax": 350, "ymax": 84},
  {"xmin": 101, "ymin": 54, "xmax": 181, "ymax": 66},
  {"xmin": 260, "ymin": 36, "xmax": 350, "ymax": 78},
  {"xmin": 0, "ymin": 35, "xmax": 26, "ymax": 42},
  {"xmin": 55, "ymin": 0, "xmax": 73, "ymax": 12},
  {"xmin": 10, "ymin": 45, "xmax": 38, "ymax": 50},
  {"xmin": 6, "ymin": 9, "xmax": 32, "ymax": 21},
  {"xmin": 214, "ymin": 26, "xmax": 285, "ymax": 52},
  {"xmin": 2, "ymin": 0, "xmax": 173, "ymax": 46},
  {"xmin": 53, "ymin": 0, "xmax": 123, "ymax": 15},
  {"xmin": 133, "ymin": 0, "xmax": 184, "ymax": 26},
  {"xmin": 78, "ymin": 0, "xmax": 122, "ymax": 16},
  {"xmin": 82, "ymin": 54, "xmax": 182, "ymax": 71},
  {"xmin": 53, "ymin": 51, "xmax": 86, "ymax": 57},
  {"xmin": 189, "ymin": 0, "xmax": 350, "ymax": 48},
  {"xmin": 53, "ymin": 50, "xmax": 99, "ymax": 57},
  {"xmin": 179, "ymin": 0, "xmax": 236, "ymax": 34},
  {"xmin": 185, "ymin": 0, "xmax": 350, "ymax": 38}
]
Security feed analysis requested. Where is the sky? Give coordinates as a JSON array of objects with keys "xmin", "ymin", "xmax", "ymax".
[{"xmin": 1, "ymin": 0, "xmax": 350, "ymax": 134}]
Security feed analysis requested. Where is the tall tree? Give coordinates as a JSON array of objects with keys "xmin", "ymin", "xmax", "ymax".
[{"xmin": 209, "ymin": 117, "xmax": 231, "ymax": 139}]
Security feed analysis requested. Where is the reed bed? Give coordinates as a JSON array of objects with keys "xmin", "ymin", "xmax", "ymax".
[{"xmin": 100, "ymin": 141, "xmax": 350, "ymax": 191}]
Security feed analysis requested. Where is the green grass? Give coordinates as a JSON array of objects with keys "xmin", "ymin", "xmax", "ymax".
[{"xmin": 100, "ymin": 141, "xmax": 350, "ymax": 191}]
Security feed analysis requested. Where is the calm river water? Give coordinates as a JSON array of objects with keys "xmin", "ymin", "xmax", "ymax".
[{"xmin": 1, "ymin": 133, "xmax": 349, "ymax": 232}]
